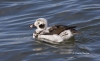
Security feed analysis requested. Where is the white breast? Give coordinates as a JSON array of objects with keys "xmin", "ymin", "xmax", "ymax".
[{"xmin": 38, "ymin": 34, "xmax": 63, "ymax": 44}]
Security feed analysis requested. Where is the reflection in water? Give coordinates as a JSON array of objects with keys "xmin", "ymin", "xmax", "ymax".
[{"xmin": 34, "ymin": 37, "xmax": 89, "ymax": 55}]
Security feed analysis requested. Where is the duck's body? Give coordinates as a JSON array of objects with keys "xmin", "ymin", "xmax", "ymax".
[{"xmin": 30, "ymin": 18, "xmax": 79, "ymax": 44}]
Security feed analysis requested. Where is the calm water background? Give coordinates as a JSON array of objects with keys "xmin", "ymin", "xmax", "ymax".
[{"xmin": 0, "ymin": 0, "xmax": 100, "ymax": 61}]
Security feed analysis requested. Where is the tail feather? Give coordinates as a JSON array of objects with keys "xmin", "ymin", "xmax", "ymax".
[{"xmin": 65, "ymin": 26, "xmax": 77, "ymax": 30}]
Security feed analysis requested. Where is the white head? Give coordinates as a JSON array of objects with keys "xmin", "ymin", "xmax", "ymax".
[{"xmin": 30, "ymin": 18, "xmax": 48, "ymax": 29}]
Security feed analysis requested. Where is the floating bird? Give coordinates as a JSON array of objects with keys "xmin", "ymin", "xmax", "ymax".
[{"xmin": 30, "ymin": 18, "xmax": 79, "ymax": 44}]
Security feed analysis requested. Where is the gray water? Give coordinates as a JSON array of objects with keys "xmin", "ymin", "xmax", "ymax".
[{"xmin": 0, "ymin": 0, "xmax": 100, "ymax": 61}]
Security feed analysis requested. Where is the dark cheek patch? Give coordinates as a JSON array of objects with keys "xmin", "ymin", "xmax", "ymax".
[{"xmin": 39, "ymin": 24, "xmax": 45, "ymax": 28}]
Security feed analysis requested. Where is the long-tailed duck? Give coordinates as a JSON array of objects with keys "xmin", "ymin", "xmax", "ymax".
[{"xmin": 30, "ymin": 18, "xmax": 79, "ymax": 44}]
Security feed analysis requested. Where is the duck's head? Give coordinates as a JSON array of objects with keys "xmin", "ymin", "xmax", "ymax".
[{"xmin": 30, "ymin": 18, "xmax": 48, "ymax": 29}]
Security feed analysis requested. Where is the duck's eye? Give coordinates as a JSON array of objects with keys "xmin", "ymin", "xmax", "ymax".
[{"xmin": 37, "ymin": 22, "xmax": 40, "ymax": 25}]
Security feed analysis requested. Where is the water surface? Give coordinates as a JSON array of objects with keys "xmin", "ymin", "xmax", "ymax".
[{"xmin": 0, "ymin": 0, "xmax": 100, "ymax": 61}]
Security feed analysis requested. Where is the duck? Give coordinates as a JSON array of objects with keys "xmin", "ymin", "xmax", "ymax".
[{"xmin": 30, "ymin": 18, "xmax": 79, "ymax": 44}]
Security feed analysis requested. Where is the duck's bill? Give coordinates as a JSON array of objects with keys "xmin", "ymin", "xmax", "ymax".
[{"xmin": 30, "ymin": 24, "xmax": 36, "ymax": 28}]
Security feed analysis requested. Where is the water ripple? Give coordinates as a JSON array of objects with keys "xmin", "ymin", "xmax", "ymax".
[{"xmin": 0, "ymin": 0, "xmax": 100, "ymax": 61}]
